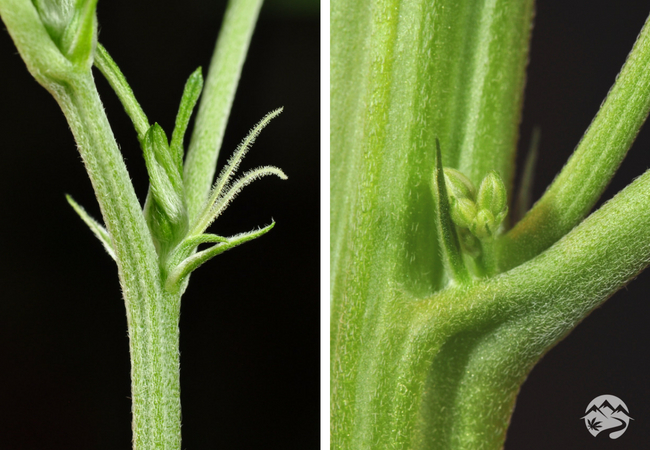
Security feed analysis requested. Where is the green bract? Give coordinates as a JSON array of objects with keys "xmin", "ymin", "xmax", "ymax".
[
  {"xmin": 32, "ymin": 0, "xmax": 97, "ymax": 67},
  {"xmin": 443, "ymin": 168, "xmax": 476, "ymax": 201},
  {"xmin": 477, "ymin": 171, "xmax": 507, "ymax": 222},
  {"xmin": 449, "ymin": 196, "xmax": 476, "ymax": 230}
]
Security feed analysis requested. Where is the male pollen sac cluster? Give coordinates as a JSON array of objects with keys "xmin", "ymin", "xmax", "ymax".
[{"xmin": 444, "ymin": 168, "xmax": 508, "ymax": 239}]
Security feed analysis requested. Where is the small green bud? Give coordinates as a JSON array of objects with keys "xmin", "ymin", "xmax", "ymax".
[
  {"xmin": 443, "ymin": 168, "xmax": 476, "ymax": 201},
  {"xmin": 450, "ymin": 196, "xmax": 478, "ymax": 229},
  {"xmin": 442, "ymin": 168, "xmax": 479, "ymax": 229},
  {"xmin": 476, "ymin": 171, "xmax": 508, "ymax": 218},
  {"xmin": 471, "ymin": 209, "xmax": 497, "ymax": 239},
  {"xmin": 469, "ymin": 171, "xmax": 509, "ymax": 239}
]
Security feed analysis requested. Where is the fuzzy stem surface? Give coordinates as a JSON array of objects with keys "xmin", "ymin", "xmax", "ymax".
[
  {"xmin": 55, "ymin": 74, "xmax": 181, "ymax": 449},
  {"xmin": 184, "ymin": 0, "xmax": 264, "ymax": 223}
]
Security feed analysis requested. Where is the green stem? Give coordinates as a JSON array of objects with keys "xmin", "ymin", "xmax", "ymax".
[
  {"xmin": 184, "ymin": 0, "xmax": 264, "ymax": 223},
  {"xmin": 55, "ymin": 75, "xmax": 160, "ymax": 298},
  {"xmin": 331, "ymin": 1, "xmax": 535, "ymax": 441},
  {"xmin": 328, "ymin": 0, "xmax": 650, "ymax": 448},
  {"xmin": 130, "ymin": 291, "xmax": 182, "ymax": 449},
  {"xmin": 1, "ymin": 1, "xmax": 270, "ymax": 448},
  {"xmin": 53, "ymin": 74, "xmax": 181, "ymax": 449},
  {"xmin": 334, "ymin": 163, "xmax": 650, "ymax": 450},
  {"xmin": 498, "ymin": 13, "xmax": 650, "ymax": 271}
]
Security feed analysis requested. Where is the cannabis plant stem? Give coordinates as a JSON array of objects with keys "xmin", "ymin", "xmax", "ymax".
[
  {"xmin": 332, "ymin": 0, "xmax": 650, "ymax": 448},
  {"xmin": 55, "ymin": 74, "xmax": 181, "ymax": 448},
  {"xmin": 0, "ymin": 0, "xmax": 180, "ymax": 445},
  {"xmin": 184, "ymin": 0, "xmax": 264, "ymax": 223},
  {"xmin": 498, "ymin": 16, "xmax": 650, "ymax": 271},
  {"xmin": 1, "ymin": 0, "xmax": 278, "ymax": 447}
]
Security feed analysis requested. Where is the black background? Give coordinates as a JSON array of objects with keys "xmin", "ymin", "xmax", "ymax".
[
  {"xmin": 506, "ymin": 1, "xmax": 650, "ymax": 449},
  {"xmin": 0, "ymin": 0, "xmax": 318, "ymax": 448}
]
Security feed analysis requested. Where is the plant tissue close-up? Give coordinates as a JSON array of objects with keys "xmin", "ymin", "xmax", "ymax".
[
  {"xmin": 331, "ymin": 0, "xmax": 650, "ymax": 449},
  {"xmin": 0, "ymin": 0, "xmax": 318, "ymax": 448}
]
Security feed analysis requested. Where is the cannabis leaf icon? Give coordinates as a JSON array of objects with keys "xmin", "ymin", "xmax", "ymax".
[{"xmin": 587, "ymin": 417, "xmax": 603, "ymax": 432}]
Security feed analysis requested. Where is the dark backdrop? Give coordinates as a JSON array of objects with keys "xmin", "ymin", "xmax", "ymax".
[
  {"xmin": 506, "ymin": 1, "xmax": 650, "ymax": 449},
  {"xmin": 0, "ymin": 1, "xmax": 319, "ymax": 449}
]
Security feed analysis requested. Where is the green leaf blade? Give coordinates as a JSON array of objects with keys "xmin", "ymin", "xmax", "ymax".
[
  {"xmin": 170, "ymin": 67, "xmax": 203, "ymax": 173},
  {"xmin": 433, "ymin": 139, "xmax": 470, "ymax": 284},
  {"xmin": 30, "ymin": 0, "xmax": 97, "ymax": 69},
  {"xmin": 165, "ymin": 222, "xmax": 275, "ymax": 291},
  {"xmin": 142, "ymin": 123, "xmax": 188, "ymax": 255},
  {"xmin": 0, "ymin": 0, "xmax": 74, "ymax": 87},
  {"xmin": 191, "ymin": 165, "xmax": 287, "ymax": 236},
  {"xmin": 66, "ymin": 194, "xmax": 116, "ymax": 260},
  {"xmin": 203, "ymin": 107, "xmax": 283, "ymax": 217},
  {"xmin": 94, "ymin": 43, "xmax": 150, "ymax": 140},
  {"xmin": 189, "ymin": 108, "xmax": 285, "ymax": 236}
]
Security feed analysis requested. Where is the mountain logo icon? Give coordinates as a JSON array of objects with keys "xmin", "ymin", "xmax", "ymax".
[{"xmin": 582, "ymin": 394, "xmax": 633, "ymax": 439}]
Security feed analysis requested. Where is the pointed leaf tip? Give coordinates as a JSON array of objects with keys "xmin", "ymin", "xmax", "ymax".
[
  {"xmin": 190, "ymin": 108, "xmax": 286, "ymax": 235},
  {"xmin": 165, "ymin": 222, "xmax": 276, "ymax": 291},
  {"xmin": 193, "ymin": 166, "xmax": 287, "ymax": 236},
  {"xmin": 171, "ymin": 67, "xmax": 205, "ymax": 170},
  {"xmin": 433, "ymin": 138, "xmax": 470, "ymax": 284},
  {"xmin": 65, "ymin": 194, "xmax": 116, "ymax": 260}
]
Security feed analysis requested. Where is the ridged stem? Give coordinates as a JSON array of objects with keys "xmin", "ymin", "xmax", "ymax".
[
  {"xmin": 53, "ymin": 74, "xmax": 181, "ymax": 449},
  {"xmin": 184, "ymin": 0, "xmax": 264, "ymax": 223}
]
